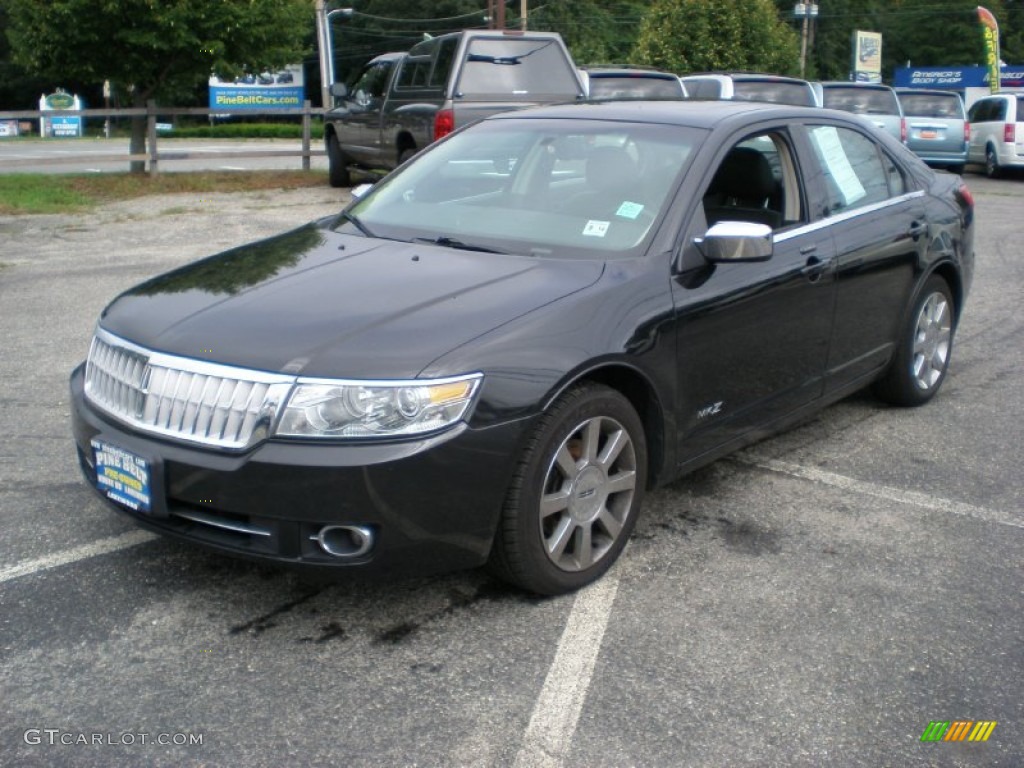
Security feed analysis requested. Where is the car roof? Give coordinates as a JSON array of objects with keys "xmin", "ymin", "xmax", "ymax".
[
  {"xmin": 894, "ymin": 87, "xmax": 961, "ymax": 96},
  {"xmin": 486, "ymin": 99, "xmax": 820, "ymax": 129},
  {"xmin": 820, "ymin": 81, "xmax": 895, "ymax": 90},
  {"xmin": 584, "ymin": 68, "xmax": 679, "ymax": 80},
  {"xmin": 684, "ymin": 72, "xmax": 811, "ymax": 84}
]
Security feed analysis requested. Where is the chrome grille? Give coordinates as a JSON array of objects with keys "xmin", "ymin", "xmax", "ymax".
[{"xmin": 84, "ymin": 329, "xmax": 295, "ymax": 450}]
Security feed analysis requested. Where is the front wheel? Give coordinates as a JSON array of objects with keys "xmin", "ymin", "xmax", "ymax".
[
  {"xmin": 488, "ymin": 384, "xmax": 647, "ymax": 595},
  {"xmin": 327, "ymin": 134, "xmax": 351, "ymax": 188},
  {"xmin": 873, "ymin": 275, "xmax": 955, "ymax": 406}
]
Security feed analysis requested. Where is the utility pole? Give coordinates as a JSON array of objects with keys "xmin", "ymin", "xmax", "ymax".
[
  {"xmin": 315, "ymin": 0, "xmax": 331, "ymax": 110},
  {"xmin": 794, "ymin": 3, "xmax": 819, "ymax": 79},
  {"xmin": 521, "ymin": 0, "xmax": 528, "ymax": 30},
  {"xmin": 497, "ymin": 0, "xmax": 506, "ymax": 30}
]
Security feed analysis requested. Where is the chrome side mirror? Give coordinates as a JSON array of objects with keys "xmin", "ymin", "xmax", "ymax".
[{"xmin": 695, "ymin": 221, "xmax": 773, "ymax": 263}]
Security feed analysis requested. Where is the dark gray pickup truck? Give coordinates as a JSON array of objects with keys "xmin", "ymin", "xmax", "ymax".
[{"xmin": 324, "ymin": 30, "xmax": 584, "ymax": 187}]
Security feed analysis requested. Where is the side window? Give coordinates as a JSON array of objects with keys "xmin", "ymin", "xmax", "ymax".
[
  {"xmin": 702, "ymin": 131, "xmax": 802, "ymax": 230},
  {"xmin": 994, "ymin": 98, "xmax": 1007, "ymax": 121},
  {"xmin": 430, "ymin": 37, "xmax": 458, "ymax": 88},
  {"xmin": 807, "ymin": 125, "xmax": 891, "ymax": 214},
  {"xmin": 396, "ymin": 57, "xmax": 431, "ymax": 89},
  {"xmin": 351, "ymin": 62, "xmax": 391, "ymax": 101}
]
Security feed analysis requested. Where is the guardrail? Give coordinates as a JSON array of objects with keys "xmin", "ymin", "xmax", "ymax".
[{"xmin": 0, "ymin": 100, "xmax": 325, "ymax": 174}]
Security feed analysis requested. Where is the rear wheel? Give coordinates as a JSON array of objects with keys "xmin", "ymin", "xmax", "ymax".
[
  {"xmin": 873, "ymin": 275, "xmax": 955, "ymax": 406},
  {"xmin": 398, "ymin": 146, "xmax": 417, "ymax": 165},
  {"xmin": 985, "ymin": 145, "xmax": 1001, "ymax": 179},
  {"xmin": 488, "ymin": 384, "xmax": 646, "ymax": 595},
  {"xmin": 327, "ymin": 134, "xmax": 351, "ymax": 188}
]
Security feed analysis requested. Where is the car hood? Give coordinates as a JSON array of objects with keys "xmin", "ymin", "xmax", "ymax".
[{"xmin": 99, "ymin": 222, "xmax": 604, "ymax": 379}]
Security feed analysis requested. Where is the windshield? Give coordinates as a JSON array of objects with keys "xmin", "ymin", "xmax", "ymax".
[
  {"xmin": 823, "ymin": 87, "xmax": 900, "ymax": 115},
  {"xmin": 588, "ymin": 76, "xmax": 684, "ymax": 101},
  {"xmin": 732, "ymin": 80, "xmax": 816, "ymax": 107},
  {"xmin": 898, "ymin": 93, "xmax": 963, "ymax": 118},
  {"xmin": 338, "ymin": 118, "xmax": 703, "ymax": 260},
  {"xmin": 456, "ymin": 38, "xmax": 582, "ymax": 99}
]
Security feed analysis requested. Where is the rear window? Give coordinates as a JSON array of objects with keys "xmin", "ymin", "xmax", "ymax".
[
  {"xmin": 456, "ymin": 38, "xmax": 581, "ymax": 99},
  {"xmin": 732, "ymin": 80, "xmax": 816, "ymax": 107},
  {"xmin": 683, "ymin": 78, "xmax": 723, "ymax": 100},
  {"xmin": 899, "ymin": 93, "xmax": 963, "ymax": 118},
  {"xmin": 823, "ymin": 87, "xmax": 900, "ymax": 116},
  {"xmin": 588, "ymin": 75, "xmax": 683, "ymax": 101}
]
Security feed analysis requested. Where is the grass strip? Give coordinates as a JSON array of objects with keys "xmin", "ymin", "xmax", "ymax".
[{"xmin": 0, "ymin": 170, "xmax": 329, "ymax": 215}]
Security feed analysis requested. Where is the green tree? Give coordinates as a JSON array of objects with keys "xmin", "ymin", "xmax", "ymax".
[
  {"xmin": 5, "ymin": 0, "xmax": 311, "ymax": 171},
  {"xmin": 632, "ymin": 0, "xmax": 800, "ymax": 74},
  {"xmin": 529, "ymin": 1, "xmax": 651, "ymax": 65}
]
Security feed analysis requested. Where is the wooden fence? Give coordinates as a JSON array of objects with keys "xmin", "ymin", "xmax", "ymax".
[{"xmin": 0, "ymin": 101, "xmax": 325, "ymax": 174}]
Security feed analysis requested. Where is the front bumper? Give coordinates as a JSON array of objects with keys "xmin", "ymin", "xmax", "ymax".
[{"xmin": 70, "ymin": 364, "xmax": 533, "ymax": 577}]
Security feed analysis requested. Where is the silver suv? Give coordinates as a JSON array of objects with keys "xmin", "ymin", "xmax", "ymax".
[
  {"xmin": 895, "ymin": 88, "xmax": 968, "ymax": 173},
  {"xmin": 967, "ymin": 93, "xmax": 1024, "ymax": 178},
  {"xmin": 820, "ymin": 82, "xmax": 906, "ymax": 144},
  {"xmin": 681, "ymin": 73, "xmax": 819, "ymax": 106}
]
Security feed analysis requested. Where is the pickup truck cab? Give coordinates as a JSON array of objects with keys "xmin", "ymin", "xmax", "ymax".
[{"xmin": 324, "ymin": 30, "xmax": 584, "ymax": 187}]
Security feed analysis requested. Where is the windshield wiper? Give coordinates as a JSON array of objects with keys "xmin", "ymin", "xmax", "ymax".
[
  {"xmin": 338, "ymin": 210, "xmax": 376, "ymax": 238},
  {"xmin": 411, "ymin": 236, "xmax": 507, "ymax": 254}
]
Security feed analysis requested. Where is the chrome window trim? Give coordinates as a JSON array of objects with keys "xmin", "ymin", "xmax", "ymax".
[{"xmin": 774, "ymin": 189, "xmax": 925, "ymax": 243}]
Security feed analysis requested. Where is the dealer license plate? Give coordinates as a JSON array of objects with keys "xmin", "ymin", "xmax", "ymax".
[{"xmin": 91, "ymin": 439, "xmax": 152, "ymax": 513}]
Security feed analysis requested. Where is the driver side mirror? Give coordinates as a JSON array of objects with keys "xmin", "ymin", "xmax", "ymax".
[{"xmin": 695, "ymin": 221, "xmax": 773, "ymax": 263}]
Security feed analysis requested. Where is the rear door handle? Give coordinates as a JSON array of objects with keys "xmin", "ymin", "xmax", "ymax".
[{"xmin": 908, "ymin": 221, "xmax": 926, "ymax": 239}]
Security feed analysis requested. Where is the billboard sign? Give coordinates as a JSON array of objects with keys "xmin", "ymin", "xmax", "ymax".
[
  {"xmin": 209, "ymin": 64, "xmax": 305, "ymax": 112},
  {"xmin": 852, "ymin": 30, "xmax": 883, "ymax": 83},
  {"xmin": 39, "ymin": 90, "xmax": 83, "ymax": 137}
]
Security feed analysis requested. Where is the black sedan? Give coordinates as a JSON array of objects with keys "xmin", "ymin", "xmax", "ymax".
[{"xmin": 70, "ymin": 101, "xmax": 975, "ymax": 595}]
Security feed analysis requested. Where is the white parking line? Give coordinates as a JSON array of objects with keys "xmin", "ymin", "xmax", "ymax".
[
  {"xmin": 513, "ymin": 572, "xmax": 620, "ymax": 768},
  {"xmin": 0, "ymin": 529, "xmax": 158, "ymax": 585},
  {"xmin": 738, "ymin": 456, "xmax": 1023, "ymax": 530}
]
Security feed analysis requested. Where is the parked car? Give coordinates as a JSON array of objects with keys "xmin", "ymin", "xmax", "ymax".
[
  {"xmin": 580, "ymin": 67, "xmax": 686, "ymax": 100},
  {"xmin": 71, "ymin": 101, "xmax": 974, "ymax": 595},
  {"xmin": 820, "ymin": 82, "xmax": 906, "ymax": 143},
  {"xmin": 681, "ymin": 73, "xmax": 819, "ymax": 106},
  {"xmin": 966, "ymin": 92, "xmax": 1024, "ymax": 178},
  {"xmin": 323, "ymin": 30, "xmax": 584, "ymax": 187},
  {"xmin": 896, "ymin": 88, "xmax": 968, "ymax": 173}
]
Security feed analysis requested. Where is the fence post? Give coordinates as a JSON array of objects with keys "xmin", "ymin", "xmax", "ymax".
[
  {"xmin": 302, "ymin": 100, "xmax": 312, "ymax": 171},
  {"xmin": 147, "ymin": 100, "xmax": 159, "ymax": 175}
]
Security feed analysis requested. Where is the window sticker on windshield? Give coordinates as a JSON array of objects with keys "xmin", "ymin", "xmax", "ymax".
[
  {"xmin": 810, "ymin": 126, "xmax": 866, "ymax": 206},
  {"xmin": 583, "ymin": 220, "xmax": 610, "ymax": 237},
  {"xmin": 616, "ymin": 201, "xmax": 644, "ymax": 220}
]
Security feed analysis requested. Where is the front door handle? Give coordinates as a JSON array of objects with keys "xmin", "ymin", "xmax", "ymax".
[
  {"xmin": 801, "ymin": 255, "xmax": 829, "ymax": 282},
  {"xmin": 908, "ymin": 221, "xmax": 926, "ymax": 239}
]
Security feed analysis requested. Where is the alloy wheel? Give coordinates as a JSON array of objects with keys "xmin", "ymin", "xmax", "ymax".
[{"xmin": 911, "ymin": 291, "xmax": 952, "ymax": 391}]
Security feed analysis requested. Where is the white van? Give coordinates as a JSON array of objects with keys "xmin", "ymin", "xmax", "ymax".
[{"xmin": 967, "ymin": 93, "xmax": 1024, "ymax": 177}]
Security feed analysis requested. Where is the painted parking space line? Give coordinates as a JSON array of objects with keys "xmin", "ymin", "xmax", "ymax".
[
  {"xmin": 737, "ymin": 455, "xmax": 1023, "ymax": 530},
  {"xmin": 0, "ymin": 529, "xmax": 158, "ymax": 585},
  {"xmin": 513, "ymin": 571, "xmax": 621, "ymax": 768}
]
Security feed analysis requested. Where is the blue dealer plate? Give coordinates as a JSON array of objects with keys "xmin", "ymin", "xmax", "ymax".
[{"xmin": 91, "ymin": 439, "xmax": 152, "ymax": 513}]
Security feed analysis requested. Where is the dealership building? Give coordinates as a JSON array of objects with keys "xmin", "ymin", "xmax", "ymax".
[{"xmin": 893, "ymin": 65, "xmax": 1024, "ymax": 108}]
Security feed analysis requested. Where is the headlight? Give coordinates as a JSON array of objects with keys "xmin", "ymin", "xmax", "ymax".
[{"xmin": 274, "ymin": 374, "xmax": 483, "ymax": 439}]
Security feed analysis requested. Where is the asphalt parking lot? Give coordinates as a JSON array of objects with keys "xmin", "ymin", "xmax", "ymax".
[{"xmin": 0, "ymin": 172, "xmax": 1021, "ymax": 767}]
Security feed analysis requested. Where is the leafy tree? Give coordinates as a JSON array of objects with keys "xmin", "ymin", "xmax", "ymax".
[
  {"xmin": 5, "ymin": 0, "xmax": 311, "ymax": 171},
  {"xmin": 529, "ymin": 1, "xmax": 651, "ymax": 65},
  {"xmin": 632, "ymin": 0, "xmax": 800, "ymax": 74}
]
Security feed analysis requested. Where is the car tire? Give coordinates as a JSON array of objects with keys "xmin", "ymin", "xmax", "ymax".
[
  {"xmin": 873, "ymin": 275, "xmax": 956, "ymax": 407},
  {"xmin": 985, "ymin": 145, "xmax": 1001, "ymax": 179},
  {"xmin": 398, "ymin": 147, "xmax": 417, "ymax": 165},
  {"xmin": 327, "ymin": 134, "xmax": 351, "ymax": 188},
  {"xmin": 488, "ymin": 383, "xmax": 647, "ymax": 595}
]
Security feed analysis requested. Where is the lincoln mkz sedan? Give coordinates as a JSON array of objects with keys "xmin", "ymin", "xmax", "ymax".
[{"xmin": 71, "ymin": 101, "xmax": 974, "ymax": 595}]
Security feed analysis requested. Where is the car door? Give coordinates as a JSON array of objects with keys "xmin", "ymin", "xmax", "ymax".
[
  {"xmin": 967, "ymin": 97, "xmax": 997, "ymax": 162},
  {"xmin": 671, "ymin": 128, "xmax": 837, "ymax": 463},
  {"xmin": 340, "ymin": 59, "xmax": 397, "ymax": 165},
  {"xmin": 800, "ymin": 121, "xmax": 925, "ymax": 393}
]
